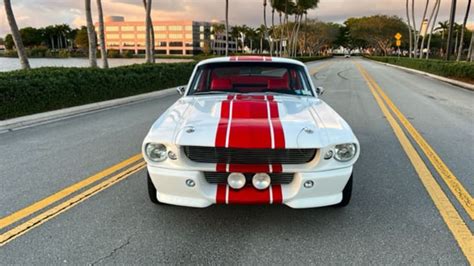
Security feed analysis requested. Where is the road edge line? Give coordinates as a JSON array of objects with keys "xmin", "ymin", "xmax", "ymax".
[
  {"xmin": 365, "ymin": 58, "xmax": 474, "ymax": 91},
  {"xmin": 0, "ymin": 87, "xmax": 179, "ymax": 134}
]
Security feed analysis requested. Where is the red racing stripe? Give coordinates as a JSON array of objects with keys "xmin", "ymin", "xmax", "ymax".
[
  {"xmin": 272, "ymin": 185, "xmax": 283, "ymax": 204},
  {"xmin": 216, "ymin": 184, "xmax": 227, "ymax": 204},
  {"xmin": 228, "ymin": 185, "xmax": 271, "ymax": 204}
]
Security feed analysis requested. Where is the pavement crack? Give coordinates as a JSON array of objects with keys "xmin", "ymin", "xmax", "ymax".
[
  {"xmin": 90, "ymin": 236, "xmax": 132, "ymax": 265},
  {"xmin": 337, "ymin": 69, "xmax": 350, "ymax": 80}
]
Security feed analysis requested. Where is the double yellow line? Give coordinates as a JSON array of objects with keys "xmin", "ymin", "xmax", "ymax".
[
  {"xmin": 0, "ymin": 154, "xmax": 146, "ymax": 246},
  {"xmin": 356, "ymin": 63, "xmax": 473, "ymax": 264}
]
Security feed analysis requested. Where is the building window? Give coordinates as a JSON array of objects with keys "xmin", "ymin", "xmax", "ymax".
[
  {"xmin": 137, "ymin": 26, "xmax": 146, "ymax": 31},
  {"xmin": 169, "ymin": 50, "xmax": 183, "ymax": 55},
  {"xmin": 106, "ymin": 26, "xmax": 119, "ymax": 31},
  {"xmin": 121, "ymin": 34, "xmax": 135, "ymax": 39},
  {"xmin": 157, "ymin": 41, "xmax": 167, "ymax": 47},
  {"xmin": 169, "ymin": 33, "xmax": 183, "ymax": 39},
  {"xmin": 200, "ymin": 34, "xmax": 205, "ymax": 40},
  {"xmin": 108, "ymin": 42, "xmax": 120, "ymax": 47},
  {"xmin": 169, "ymin": 25, "xmax": 183, "ymax": 31},
  {"xmin": 137, "ymin": 34, "xmax": 146, "ymax": 39},
  {"xmin": 185, "ymin": 50, "xmax": 194, "ymax": 55},
  {"xmin": 185, "ymin": 33, "xmax": 193, "ymax": 39},
  {"xmin": 185, "ymin": 25, "xmax": 193, "ymax": 31},
  {"xmin": 155, "ymin": 26, "xmax": 167, "ymax": 31},
  {"xmin": 156, "ymin": 49, "xmax": 167, "ymax": 54},
  {"xmin": 106, "ymin": 34, "xmax": 120, "ymax": 39},
  {"xmin": 121, "ymin": 26, "xmax": 135, "ymax": 31},
  {"xmin": 137, "ymin": 42, "xmax": 145, "ymax": 47},
  {"xmin": 156, "ymin": 34, "xmax": 167, "ymax": 39},
  {"xmin": 200, "ymin": 41, "xmax": 204, "ymax": 48},
  {"xmin": 199, "ymin": 25, "xmax": 204, "ymax": 32},
  {"xmin": 169, "ymin": 41, "xmax": 183, "ymax": 47},
  {"xmin": 185, "ymin": 42, "xmax": 193, "ymax": 47}
]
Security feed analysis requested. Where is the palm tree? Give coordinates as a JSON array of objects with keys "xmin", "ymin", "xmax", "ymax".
[
  {"xmin": 411, "ymin": 0, "xmax": 417, "ymax": 55},
  {"xmin": 263, "ymin": 0, "xmax": 269, "ymax": 54},
  {"xmin": 456, "ymin": 0, "xmax": 471, "ymax": 61},
  {"xmin": 3, "ymin": 0, "xmax": 30, "ymax": 69},
  {"xmin": 96, "ymin": 0, "xmax": 108, "ymax": 68},
  {"xmin": 467, "ymin": 31, "xmax": 474, "ymax": 61},
  {"xmin": 425, "ymin": 0, "xmax": 440, "ymax": 59},
  {"xmin": 225, "ymin": 0, "xmax": 229, "ymax": 56},
  {"xmin": 144, "ymin": 0, "xmax": 153, "ymax": 63},
  {"xmin": 406, "ymin": 0, "xmax": 413, "ymax": 58},
  {"xmin": 85, "ymin": 0, "xmax": 97, "ymax": 67},
  {"xmin": 435, "ymin": 21, "xmax": 449, "ymax": 56},
  {"xmin": 414, "ymin": 0, "xmax": 430, "ymax": 56}
]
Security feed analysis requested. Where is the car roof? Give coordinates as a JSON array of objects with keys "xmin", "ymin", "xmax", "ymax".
[{"xmin": 196, "ymin": 56, "xmax": 306, "ymax": 67}]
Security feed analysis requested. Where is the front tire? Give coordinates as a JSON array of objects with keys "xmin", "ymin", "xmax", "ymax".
[
  {"xmin": 334, "ymin": 174, "xmax": 353, "ymax": 207},
  {"xmin": 147, "ymin": 171, "xmax": 162, "ymax": 205}
]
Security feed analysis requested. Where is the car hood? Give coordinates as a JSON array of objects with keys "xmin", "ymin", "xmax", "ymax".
[{"xmin": 146, "ymin": 94, "xmax": 357, "ymax": 149}]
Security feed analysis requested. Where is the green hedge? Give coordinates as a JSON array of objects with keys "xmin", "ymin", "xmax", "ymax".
[
  {"xmin": 367, "ymin": 56, "xmax": 474, "ymax": 83},
  {"xmin": 292, "ymin": 55, "xmax": 333, "ymax": 63},
  {"xmin": 0, "ymin": 63, "xmax": 196, "ymax": 120}
]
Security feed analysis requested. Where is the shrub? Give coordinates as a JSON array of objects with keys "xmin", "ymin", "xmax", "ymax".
[
  {"xmin": 0, "ymin": 62, "xmax": 196, "ymax": 120},
  {"xmin": 367, "ymin": 56, "xmax": 474, "ymax": 83},
  {"xmin": 293, "ymin": 55, "xmax": 333, "ymax": 63}
]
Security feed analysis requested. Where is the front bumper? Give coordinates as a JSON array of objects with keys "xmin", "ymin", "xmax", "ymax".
[{"xmin": 147, "ymin": 165, "xmax": 353, "ymax": 209}]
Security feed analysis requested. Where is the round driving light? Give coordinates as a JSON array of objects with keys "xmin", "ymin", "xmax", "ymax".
[
  {"xmin": 227, "ymin": 173, "xmax": 246, "ymax": 189},
  {"xmin": 185, "ymin": 179, "xmax": 195, "ymax": 187},
  {"xmin": 168, "ymin": 151, "xmax": 177, "ymax": 160},
  {"xmin": 145, "ymin": 143, "xmax": 167, "ymax": 162},
  {"xmin": 304, "ymin": 180, "xmax": 314, "ymax": 188},
  {"xmin": 252, "ymin": 173, "xmax": 271, "ymax": 190},
  {"xmin": 324, "ymin": 150, "xmax": 333, "ymax": 160},
  {"xmin": 334, "ymin": 143, "xmax": 357, "ymax": 162}
]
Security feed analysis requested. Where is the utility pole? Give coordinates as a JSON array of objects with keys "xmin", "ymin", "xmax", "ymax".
[{"xmin": 445, "ymin": 0, "xmax": 457, "ymax": 60}]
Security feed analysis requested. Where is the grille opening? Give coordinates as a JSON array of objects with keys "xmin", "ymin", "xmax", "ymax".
[
  {"xmin": 183, "ymin": 146, "xmax": 316, "ymax": 164},
  {"xmin": 204, "ymin": 172, "xmax": 294, "ymax": 184}
]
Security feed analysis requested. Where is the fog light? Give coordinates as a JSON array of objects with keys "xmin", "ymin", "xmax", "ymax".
[
  {"xmin": 185, "ymin": 179, "xmax": 195, "ymax": 187},
  {"xmin": 252, "ymin": 173, "xmax": 271, "ymax": 190},
  {"xmin": 168, "ymin": 151, "xmax": 177, "ymax": 160},
  {"xmin": 304, "ymin": 180, "xmax": 314, "ymax": 188},
  {"xmin": 324, "ymin": 150, "xmax": 333, "ymax": 160},
  {"xmin": 227, "ymin": 173, "xmax": 246, "ymax": 189}
]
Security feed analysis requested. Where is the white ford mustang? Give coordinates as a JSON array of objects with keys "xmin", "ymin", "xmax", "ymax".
[{"xmin": 142, "ymin": 56, "xmax": 359, "ymax": 208}]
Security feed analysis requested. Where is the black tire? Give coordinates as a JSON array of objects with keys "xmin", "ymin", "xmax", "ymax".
[
  {"xmin": 334, "ymin": 174, "xmax": 353, "ymax": 207},
  {"xmin": 147, "ymin": 171, "xmax": 162, "ymax": 205}
]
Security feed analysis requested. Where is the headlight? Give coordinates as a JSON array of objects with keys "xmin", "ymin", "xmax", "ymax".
[
  {"xmin": 145, "ymin": 143, "xmax": 167, "ymax": 162},
  {"xmin": 334, "ymin": 143, "xmax": 357, "ymax": 162}
]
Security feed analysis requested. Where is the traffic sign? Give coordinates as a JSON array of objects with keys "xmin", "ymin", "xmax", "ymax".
[
  {"xmin": 396, "ymin": 40, "xmax": 401, "ymax": 47},
  {"xmin": 394, "ymin": 33, "xmax": 402, "ymax": 40}
]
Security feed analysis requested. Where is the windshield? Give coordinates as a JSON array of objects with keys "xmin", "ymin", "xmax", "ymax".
[{"xmin": 187, "ymin": 62, "xmax": 314, "ymax": 96}]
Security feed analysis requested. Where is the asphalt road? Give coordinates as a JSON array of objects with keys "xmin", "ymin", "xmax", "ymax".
[{"xmin": 0, "ymin": 57, "xmax": 472, "ymax": 264}]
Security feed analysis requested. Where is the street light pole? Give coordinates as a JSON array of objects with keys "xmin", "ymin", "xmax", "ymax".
[{"xmin": 445, "ymin": 0, "xmax": 457, "ymax": 60}]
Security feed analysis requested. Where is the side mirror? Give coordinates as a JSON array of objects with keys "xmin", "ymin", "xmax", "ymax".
[
  {"xmin": 312, "ymin": 86, "xmax": 324, "ymax": 97},
  {"xmin": 176, "ymin": 86, "xmax": 186, "ymax": 96}
]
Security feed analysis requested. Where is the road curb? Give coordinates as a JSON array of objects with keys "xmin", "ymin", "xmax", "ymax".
[
  {"xmin": 368, "ymin": 59, "xmax": 474, "ymax": 91},
  {"xmin": 0, "ymin": 88, "xmax": 178, "ymax": 133}
]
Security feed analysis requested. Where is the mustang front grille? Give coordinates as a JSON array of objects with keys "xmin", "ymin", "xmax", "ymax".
[
  {"xmin": 204, "ymin": 172, "xmax": 294, "ymax": 185},
  {"xmin": 183, "ymin": 146, "xmax": 317, "ymax": 164}
]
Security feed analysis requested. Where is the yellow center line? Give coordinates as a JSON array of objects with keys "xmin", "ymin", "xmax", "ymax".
[
  {"xmin": 361, "ymin": 67, "xmax": 474, "ymax": 220},
  {"xmin": 0, "ymin": 153, "xmax": 143, "ymax": 230},
  {"xmin": 355, "ymin": 63, "xmax": 473, "ymax": 264},
  {"xmin": 0, "ymin": 161, "xmax": 147, "ymax": 246}
]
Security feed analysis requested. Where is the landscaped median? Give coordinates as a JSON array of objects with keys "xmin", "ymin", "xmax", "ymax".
[
  {"xmin": 366, "ymin": 56, "xmax": 474, "ymax": 84},
  {"xmin": 0, "ymin": 63, "xmax": 196, "ymax": 120}
]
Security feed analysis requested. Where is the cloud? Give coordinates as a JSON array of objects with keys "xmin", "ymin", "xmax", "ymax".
[{"xmin": 1, "ymin": 0, "xmax": 471, "ymax": 37}]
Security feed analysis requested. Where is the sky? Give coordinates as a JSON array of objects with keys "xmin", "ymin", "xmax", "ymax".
[{"xmin": 0, "ymin": 0, "xmax": 472, "ymax": 37}]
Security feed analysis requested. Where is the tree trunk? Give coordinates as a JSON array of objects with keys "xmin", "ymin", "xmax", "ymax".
[
  {"xmin": 4, "ymin": 0, "xmax": 30, "ymax": 69},
  {"xmin": 420, "ymin": 0, "xmax": 437, "ymax": 58},
  {"xmin": 142, "ymin": 0, "xmax": 155, "ymax": 63},
  {"xmin": 454, "ymin": 29, "xmax": 459, "ymax": 54},
  {"xmin": 468, "ymin": 31, "xmax": 474, "ymax": 61},
  {"xmin": 279, "ymin": 12, "xmax": 283, "ymax": 57},
  {"xmin": 270, "ymin": 8, "xmax": 275, "ymax": 56},
  {"xmin": 415, "ymin": 0, "xmax": 430, "ymax": 56},
  {"xmin": 96, "ymin": 0, "xmax": 109, "ymax": 68},
  {"xmin": 426, "ymin": 0, "xmax": 440, "ymax": 59},
  {"xmin": 406, "ymin": 0, "xmax": 413, "ymax": 58},
  {"xmin": 85, "ymin": 0, "xmax": 97, "ymax": 67},
  {"xmin": 263, "ymin": 0, "xmax": 268, "ymax": 55},
  {"xmin": 225, "ymin": 0, "xmax": 229, "ymax": 56},
  {"xmin": 411, "ymin": 0, "xmax": 417, "ymax": 55},
  {"xmin": 457, "ymin": 0, "xmax": 471, "ymax": 61},
  {"xmin": 145, "ymin": 0, "xmax": 153, "ymax": 63}
]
